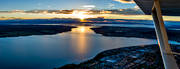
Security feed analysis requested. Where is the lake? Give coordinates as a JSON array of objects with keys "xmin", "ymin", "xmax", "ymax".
[{"xmin": 0, "ymin": 24, "xmax": 179, "ymax": 69}]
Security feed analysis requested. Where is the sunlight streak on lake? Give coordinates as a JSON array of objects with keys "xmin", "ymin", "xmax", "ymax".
[{"xmin": 70, "ymin": 26, "xmax": 94, "ymax": 56}]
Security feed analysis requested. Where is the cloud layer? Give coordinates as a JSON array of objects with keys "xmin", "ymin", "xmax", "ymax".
[{"xmin": 113, "ymin": 0, "xmax": 134, "ymax": 3}]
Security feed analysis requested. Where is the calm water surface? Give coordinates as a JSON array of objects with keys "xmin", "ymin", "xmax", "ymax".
[{"xmin": 0, "ymin": 25, "xmax": 162, "ymax": 69}]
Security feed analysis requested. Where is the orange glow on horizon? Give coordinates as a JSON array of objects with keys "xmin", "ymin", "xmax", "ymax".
[{"xmin": 1, "ymin": 12, "xmax": 180, "ymax": 21}]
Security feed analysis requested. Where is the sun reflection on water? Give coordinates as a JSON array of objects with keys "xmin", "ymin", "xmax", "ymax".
[
  {"xmin": 80, "ymin": 27, "xmax": 85, "ymax": 33},
  {"xmin": 70, "ymin": 26, "xmax": 94, "ymax": 58},
  {"xmin": 71, "ymin": 26, "xmax": 94, "ymax": 34}
]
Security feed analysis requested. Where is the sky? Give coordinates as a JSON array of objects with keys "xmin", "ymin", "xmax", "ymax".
[{"xmin": 0, "ymin": 0, "xmax": 136, "ymax": 11}]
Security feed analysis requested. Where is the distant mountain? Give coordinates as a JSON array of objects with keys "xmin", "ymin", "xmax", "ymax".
[
  {"xmin": 0, "ymin": 8, "xmax": 144, "ymax": 15},
  {"xmin": 0, "ymin": 18, "xmax": 153, "ymax": 25}
]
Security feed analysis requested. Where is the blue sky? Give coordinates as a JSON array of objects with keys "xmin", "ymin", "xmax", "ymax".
[{"xmin": 0, "ymin": 0, "xmax": 136, "ymax": 10}]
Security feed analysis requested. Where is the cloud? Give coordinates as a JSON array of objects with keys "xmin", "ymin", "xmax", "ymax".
[
  {"xmin": 113, "ymin": 0, "xmax": 134, "ymax": 3},
  {"xmin": 82, "ymin": 5, "xmax": 96, "ymax": 10},
  {"xmin": 82, "ymin": 5, "xmax": 96, "ymax": 8}
]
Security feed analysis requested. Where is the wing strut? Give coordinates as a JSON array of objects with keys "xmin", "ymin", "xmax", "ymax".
[{"xmin": 152, "ymin": 0, "xmax": 178, "ymax": 69}]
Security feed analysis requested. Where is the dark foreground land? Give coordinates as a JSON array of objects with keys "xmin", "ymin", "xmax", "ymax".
[
  {"xmin": 58, "ymin": 44, "xmax": 180, "ymax": 69},
  {"xmin": 58, "ymin": 26, "xmax": 180, "ymax": 69},
  {"xmin": 0, "ymin": 25, "xmax": 75, "ymax": 37}
]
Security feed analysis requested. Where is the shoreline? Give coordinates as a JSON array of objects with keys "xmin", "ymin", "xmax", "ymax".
[
  {"xmin": 91, "ymin": 26, "xmax": 180, "ymax": 42},
  {"xmin": 0, "ymin": 25, "xmax": 76, "ymax": 38}
]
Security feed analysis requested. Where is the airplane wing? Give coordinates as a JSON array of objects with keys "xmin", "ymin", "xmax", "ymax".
[
  {"xmin": 134, "ymin": 0, "xmax": 180, "ymax": 16},
  {"xmin": 134, "ymin": 0, "xmax": 180, "ymax": 69}
]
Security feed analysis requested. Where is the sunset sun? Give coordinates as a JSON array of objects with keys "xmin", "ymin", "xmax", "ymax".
[{"xmin": 72, "ymin": 11, "xmax": 88, "ymax": 19}]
